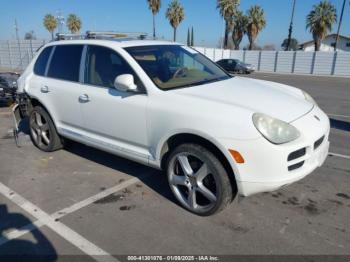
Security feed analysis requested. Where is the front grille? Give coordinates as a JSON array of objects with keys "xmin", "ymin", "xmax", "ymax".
[
  {"xmin": 288, "ymin": 161, "xmax": 305, "ymax": 171},
  {"xmin": 314, "ymin": 136, "xmax": 325, "ymax": 150},
  {"xmin": 288, "ymin": 148, "xmax": 306, "ymax": 162}
]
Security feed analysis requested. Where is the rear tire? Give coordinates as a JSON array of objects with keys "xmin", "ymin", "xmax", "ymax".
[
  {"xmin": 166, "ymin": 143, "xmax": 234, "ymax": 216},
  {"xmin": 29, "ymin": 106, "xmax": 63, "ymax": 152}
]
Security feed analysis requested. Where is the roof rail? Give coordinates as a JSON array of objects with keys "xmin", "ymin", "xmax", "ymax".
[
  {"xmin": 86, "ymin": 31, "xmax": 148, "ymax": 40},
  {"xmin": 56, "ymin": 33, "xmax": 85, "ymax": 41},
  {"xmin": 55, "ymin": 31, "xmax": 148, "ymax": 41}
]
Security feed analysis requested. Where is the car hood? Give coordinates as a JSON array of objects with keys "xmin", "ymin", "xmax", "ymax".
[{"xmin": 173, "ymin": 76, "xmax": 313, "ymax": 123}]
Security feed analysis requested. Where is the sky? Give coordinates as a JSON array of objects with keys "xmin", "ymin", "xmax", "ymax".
[{"xmin": 0, "ymin": 0, "xmax": 349, "ymax": 48}]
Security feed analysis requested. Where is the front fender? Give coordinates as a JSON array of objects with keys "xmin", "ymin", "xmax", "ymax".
[{"xmin": 153, "ymin": 128, "xmax": 241, "ymax": 178}]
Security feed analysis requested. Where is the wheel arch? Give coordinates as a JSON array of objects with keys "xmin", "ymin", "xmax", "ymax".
[
  {"xmin": 159, "ymin": 132, "xmax": 238, "ymax": 192},
  {"xmin": 28, "ymin": 97, "xmax": 58, "ymax": 130}
]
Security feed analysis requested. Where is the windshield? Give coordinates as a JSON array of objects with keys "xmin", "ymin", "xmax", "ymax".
[{"xmin": 124, "ymin": 45, "xmax": 230, "ymax": 90}]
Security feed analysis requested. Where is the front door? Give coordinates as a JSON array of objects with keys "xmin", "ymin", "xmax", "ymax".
[{"xmin": 79, "ymin": 45, "xmax": 149, "ymax": 160}]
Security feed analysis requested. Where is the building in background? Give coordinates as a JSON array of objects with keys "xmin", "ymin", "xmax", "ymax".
[{"xmin": 300, "ymin": 34, "xmax": 350, "ymax": 52}]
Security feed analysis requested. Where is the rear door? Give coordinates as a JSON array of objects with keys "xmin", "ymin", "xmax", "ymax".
[{"xmin": 44, "ymin": 44, "xmax": 85, "ymax": 133}]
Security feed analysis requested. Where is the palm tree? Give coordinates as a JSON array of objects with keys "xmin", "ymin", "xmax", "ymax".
[
  {"xmin": 147, "ymin": 0, "xmax": 161, "ymax": 39},
  {"xmin": 306, "ymin": 0, "xmax": 337, "ymax": 51},
  {"xmin": 217, "ymin": 0, "xmax": 240, "ymax": 49},
  {"xmin": 166, "ymin": 0, "xmax": 185, "ymax": 42},
  {"xmin": 246, "ymin": 5, "xmax": 266, "ymax": 50},
  {"xmin": 66, "ymin": 14, "xmax": 82, "ymax": 34},
  {"xmin": 43, "ymin": 14, "xmax": 57, "ymax": 40},
  {"xmin": 232, "ymin": 10, "xmax": 248, "ymax": 50}
]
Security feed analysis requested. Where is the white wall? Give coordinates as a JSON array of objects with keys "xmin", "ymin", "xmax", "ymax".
[
  {"xmin": 303, "ymin": 36, "xmax": 350, "ymax": 52},
  {"xmin": 194, "ymin": 46, "xmax": 350, "ymax": 77}
]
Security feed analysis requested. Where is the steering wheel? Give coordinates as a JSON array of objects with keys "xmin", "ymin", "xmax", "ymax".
[{"xmin": 173, "ymin": 67, "xmax": 189, "ymax": 78}]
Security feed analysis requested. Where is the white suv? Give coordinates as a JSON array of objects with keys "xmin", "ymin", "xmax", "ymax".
[{"xmin": 16, "ymin": 39, "xmax": 330, "ymax": 216}]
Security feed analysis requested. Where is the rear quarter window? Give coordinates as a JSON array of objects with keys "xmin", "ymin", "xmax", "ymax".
[
  {"xmin": 33, "ymin": 46, "xmax": 53, "ymax": 76},
  {"xmin": 47, "ymin": 45, "xmax": 83, "ymax": 82}
]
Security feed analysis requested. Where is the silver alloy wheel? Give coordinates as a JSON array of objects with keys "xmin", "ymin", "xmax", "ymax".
[
  {"xmin": 168, "ymin": 153, "xmax": 218, "ymax": 213},
  {"xmin": 30, "ymin": 111, "xmax": 50, "ymax": 148}
]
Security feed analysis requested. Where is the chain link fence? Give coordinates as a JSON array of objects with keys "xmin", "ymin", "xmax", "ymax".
[{"xmin": 0, "ymin": 39, "xmax": 48, "ymax": 72}]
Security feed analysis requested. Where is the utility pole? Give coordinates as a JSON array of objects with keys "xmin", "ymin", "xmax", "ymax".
[
  {"xmin": 286, "ymin": 0, "xmax": 296, "ymax": 51},
  {"xmin": 221, "ymin": 17, "xmax": 225, "ymax": 49},
  {"xmin": 14, "ymin": 19, "xmax": 23, "ymax": 69},
  {"xmin": 334, "ymin": 0, "xmax": 347, "ymax": 51}
]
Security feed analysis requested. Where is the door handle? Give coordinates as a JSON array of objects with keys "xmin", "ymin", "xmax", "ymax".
[
  {"xmin": 40, "ymin": 86, "xmax": 50, "ymax": 93},
  {"xmin": 79, "ymin": 94, "xmax": 90, "ymax": 103}
]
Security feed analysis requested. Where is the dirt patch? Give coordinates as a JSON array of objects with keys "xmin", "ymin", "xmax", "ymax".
[
  {"xmin": 122, "ymin": 188, "xmax": 132, "ymax": 194},
  {"xmin": 286, "ymin": 197, "xmax": 299, "ymax": 205},
  {"xmin": 230, "ymin": 225, "xmax": 249, "ymax": 233},
  {"xmin": 94, "ymin": 194, "xmax": 125, "ymax": 204},
  {"xmin": 119, "ymin": 205, "xmax": 136, "ymax": 211},
  {"xmin": 304, "ymin": 202, "xmax": 321, "ymax": 215},
  {"xmin": 1, "ymin": 133, "xmax": 13, "ymax": 139},
  {"xmin": 336, "ymin": 193, "xmax": 350, "ymax": 200},
  {"xmin": 335, "ymin": 227, "xmax": 346, "ymax": 233},
  {"xmin": 327, "ymin": 199, "xmax": 344, "ymax": 206},
  {"xmin": 271, "ymin": 192, "xmax": 283, "ymax": 198},
  {"xmin": 220, "ymin": 222, "xmax": 250, "ymax": 234}
]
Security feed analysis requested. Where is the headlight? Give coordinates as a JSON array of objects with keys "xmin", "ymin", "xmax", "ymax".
[
  {"xmin": 302, "ymin": 91, "xmax": 317, "ymax": 106},
  {"xmin": 252, "ymin": 113, "xmax": 300, "ymax": 144}
]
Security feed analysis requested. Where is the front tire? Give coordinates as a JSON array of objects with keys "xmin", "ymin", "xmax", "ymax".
[
  {"xmin": 29, "ymin": 106, "xmax": 62, "ymax": 152},
  {"xmin": 166, "ymin": 144, "xmax": 234, "ymax": 216}
]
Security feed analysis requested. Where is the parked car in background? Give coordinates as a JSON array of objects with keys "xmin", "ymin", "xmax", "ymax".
[
  {"xmin": 216, "ymin": 59, "xmax": 255, "ymax": 74},
  {"xmin": 14, "ymin": 36, "xmax": 329, "ymax": 216},
  {"xmin": 0, "ymin": 72, "xmax": 19, "ymax": 98}
]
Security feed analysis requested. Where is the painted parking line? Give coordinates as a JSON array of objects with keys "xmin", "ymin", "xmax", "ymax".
[
  {"xmin": 0, "ymin": 174, "xmax": 149, "ymax": 254},
  {"xmin": 0, "ymin": 182, "xmax": 119, "ymax": 262},
  {"xmin": 329, "ymin": 152, "xmax": 350, "ymax": 159},
  {"xmin": 51, "ymin": 175, "xmax": 145, "ymax": 219},
  {"xmin": 327, "ymin": 113, "xmax": 350, "ymax": 119}
]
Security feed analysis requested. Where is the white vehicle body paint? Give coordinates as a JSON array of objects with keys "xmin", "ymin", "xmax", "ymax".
[{"xmin": 17, "ymin": 39, "xmax": 330, "ymax": 197}]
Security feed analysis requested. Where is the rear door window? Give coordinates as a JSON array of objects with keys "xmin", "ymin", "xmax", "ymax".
[
  {"xmin": 47, "ymin": 45, "xmax": 83, "ymax": 82},
  {"xmin": 34, "ymin": 46, "xmax": 53, "ymax": 76}
]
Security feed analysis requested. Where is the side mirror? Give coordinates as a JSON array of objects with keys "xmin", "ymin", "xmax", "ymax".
[{"xmin": 114, "ymin": 74, "xmax": 138, "ymax": 92}]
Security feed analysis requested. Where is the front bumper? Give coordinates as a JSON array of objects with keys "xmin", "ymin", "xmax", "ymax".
[{"xmin": 219, "ymin": 106, "xmax": 330, "ymax": 196}]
